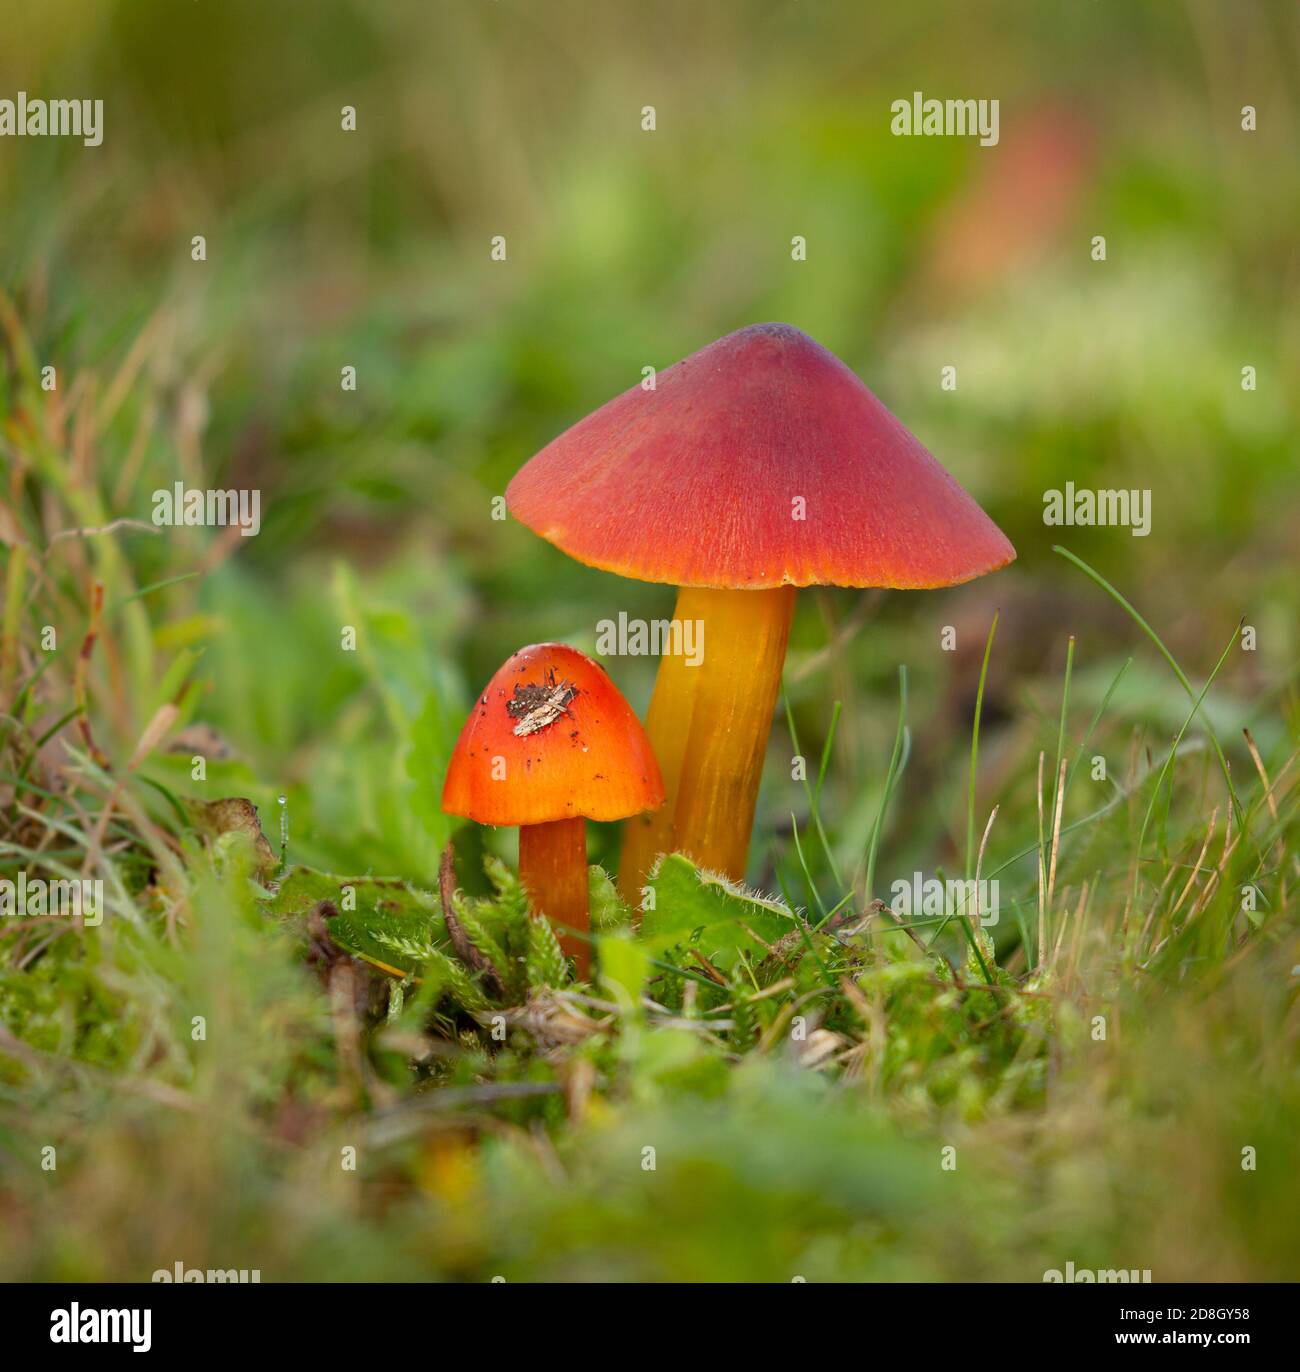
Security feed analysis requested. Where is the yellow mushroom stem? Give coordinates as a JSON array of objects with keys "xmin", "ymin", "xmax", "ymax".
[
  {"xmin": 518, "ymin": 816, "xmax": 590, "ymax": 979},
  {"xmin": 619, "ymin": 584, "xmax": 796, "ymax": 897}
]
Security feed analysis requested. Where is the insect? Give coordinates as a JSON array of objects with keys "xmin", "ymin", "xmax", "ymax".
[{"xmin": 507, "ymin": 669, "xmax": 579, "ymax": 738}]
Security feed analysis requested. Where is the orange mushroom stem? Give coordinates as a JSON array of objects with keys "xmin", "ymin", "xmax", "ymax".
[
  {"xmin": 517, "ymin": 816, "xmax": 589, "ymax": 972},
  {"xmin": 621, "ymin": 585, "xmax": 794, "ymax": 890}
]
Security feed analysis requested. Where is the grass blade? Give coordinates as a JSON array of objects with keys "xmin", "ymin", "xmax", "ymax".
[
  {"xmin": 864, "ymin": 665, "xmax": 909, "ymax": 902},
  {"xmin": 966, "ymin": 611, "xmax": 998, "ymax": 880},
  {"xmin": 1053, "ymin": 545, "xmax": 1242, "ymax": 826}
]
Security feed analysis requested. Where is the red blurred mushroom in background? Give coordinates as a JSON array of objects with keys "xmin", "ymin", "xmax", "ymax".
[{"xmin": 924, "ymin": 104, "xmax": 1095, "ymax": 296}]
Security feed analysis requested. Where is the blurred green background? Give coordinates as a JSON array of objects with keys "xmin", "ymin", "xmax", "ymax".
[
  {"xmin": 4, "ymin": 0, "xmax": 1297, "ymax": 883},
  {"xmin": 1, "ymin": 0, "xmax": 1297, "ymax": 1283}
]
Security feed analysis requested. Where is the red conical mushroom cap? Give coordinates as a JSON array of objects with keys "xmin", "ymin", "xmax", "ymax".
[
  {"xmin": 441, "ymin": 643, "xmax": 664, "ymax": 827},
  {"xmin": 507, "ymin": 323, "xmax": 1015, "ymax": 590}
]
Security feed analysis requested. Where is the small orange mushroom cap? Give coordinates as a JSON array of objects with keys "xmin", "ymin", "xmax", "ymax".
[
  {"xmin": 506, "ymin": 322, "xmax": 1015, "ymax": 590},
  {"xmin": 441, "ymin": 643, "xmax": 664, "ymax": 827}
]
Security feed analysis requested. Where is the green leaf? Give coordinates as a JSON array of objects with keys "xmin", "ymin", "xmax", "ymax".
[
  {"xmin": 642, "ymin": 854, "xmax": 799, "ymax": 966},
  {"xmin": 261, "ymin": 865, "xmax": 344, "ymax": 917},
  {"xmin": 729, "ymin": 962, "xmax": 758, "ymax": 1049},
  {"xmin": 406, "ymin": 689, "xmax": 456, "ymax": 851},
  {"xmin": 262, "ymin": 865, "xmax": 444, "ymax": 976},
  {"xmin": 483, "ymin": 854, "xmax": 530, "ymax": 925},
  {"xmin": 590, "ymin": 864, "xmax": 631, "ymax": 931},
  {"xmin": 525, "ymin": 916, "xmax": 569, "ymax": 989},
  {"xmin": 597, "ymin": 930, "xmax": 650, "ymax": 1011},
  {"xmin": 452, "ymin": 891, "xmax": 516, "ymax": 995}
]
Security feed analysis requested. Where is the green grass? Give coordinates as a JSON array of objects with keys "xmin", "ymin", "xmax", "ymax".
[{"xmin": 1, "ymin": 305, "xmax": 1295, "ymax": 1275}]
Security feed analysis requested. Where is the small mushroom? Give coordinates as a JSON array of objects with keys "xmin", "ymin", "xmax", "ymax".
[
  {"xmin": 506, "ymin": 324, "xmax": 1015, "ymax": 894},
  {"xmin": 441, "ymin": 643, "xmax": 664, "ymax": 979}
]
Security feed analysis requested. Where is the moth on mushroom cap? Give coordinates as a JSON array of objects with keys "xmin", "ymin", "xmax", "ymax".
[{"xmin": 507, "ymin": 668, "xmax": 580, "ymax": 738}]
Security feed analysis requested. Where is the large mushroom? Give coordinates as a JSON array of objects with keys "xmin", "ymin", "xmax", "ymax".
[
  {"xmin": 441, "ymin": 642, "xmax": 663, "ymax": 978},
  {"xmin": 506, "ymin": 323, "xmax": 1015, "ymax": 898}
]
